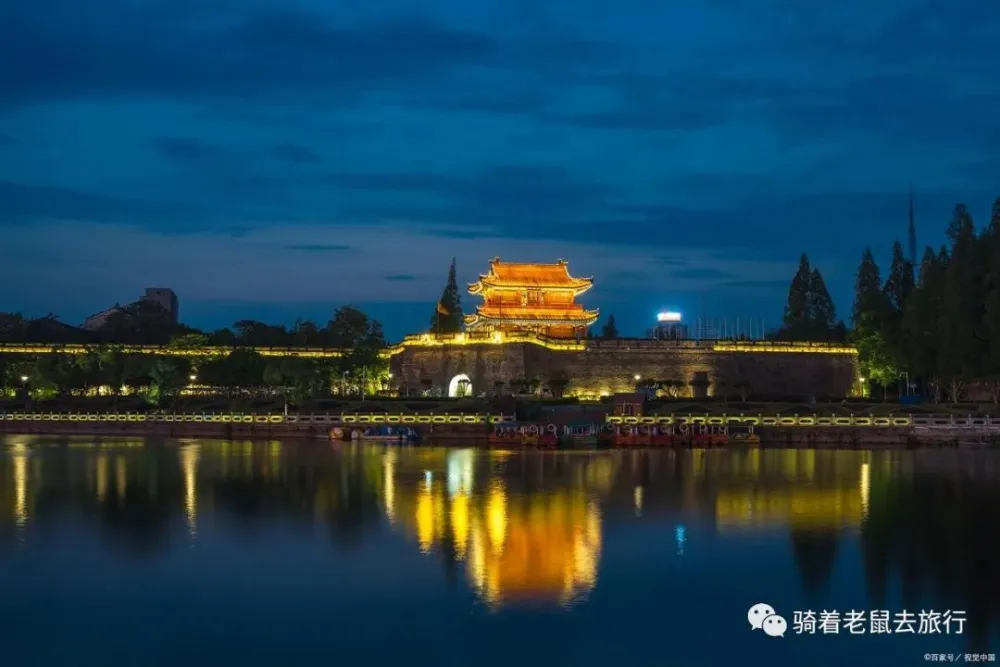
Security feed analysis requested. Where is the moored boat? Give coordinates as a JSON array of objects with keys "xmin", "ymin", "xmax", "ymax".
[
  {"xmin": 331, "ymin": 425, "xmax": 421, "ymax": 445},
  {"xmin": 488, "ymin": 423, "xmax": 559, "ymax": 448},
  {"xmin": 727, "ymin": 424, "xmax": 761, "ymax": 445},
  {"xmin": 601, "ymin": 423, "xmax": 731, "ymax": 447}
]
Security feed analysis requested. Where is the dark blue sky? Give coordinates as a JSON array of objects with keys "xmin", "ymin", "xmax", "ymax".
[{"xmin": 2, "ymin": 0, "xmax": 998, "ymax": 340}]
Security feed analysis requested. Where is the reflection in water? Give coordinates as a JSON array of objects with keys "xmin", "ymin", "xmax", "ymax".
[
  {"xmin": 2, "ymin": 439, "xmax": 1000, "ymax": 646},
  {"xmin": 12, "ymin": 442, "xmax": 28, "ymax": 528},
  {"xmin": 395, "ymin": 455, "xmax": 605, "ymax": 607},
  {"xmin": 180, "ymin": 444, "xmax": 199, "ymax": 539}
]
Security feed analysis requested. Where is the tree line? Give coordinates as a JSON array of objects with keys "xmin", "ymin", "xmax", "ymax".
[
  {"xmin": 0, "ymin": 305, "xmax": 389, "ymax": 405},
  {"xmin": 851, "ymin": 198, "xmax": 1000, "ymax": 402}
]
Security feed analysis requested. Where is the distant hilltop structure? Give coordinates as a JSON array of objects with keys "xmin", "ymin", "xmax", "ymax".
[
  {"xmin": 142, "ymin": 288, "xmax": 179, "ymax": 325},
  {"xmin": 82, "ymin": 287, "xmax": 178, "ymax": 331},
  {"xmin": 464, "ymin": 258, "xmax": 599, "ymax": 339}
]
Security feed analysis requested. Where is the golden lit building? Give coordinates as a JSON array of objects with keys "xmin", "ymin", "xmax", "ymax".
[{"xmin": 465, "ymin": 258, "xmax": 599, "ymax": 338}]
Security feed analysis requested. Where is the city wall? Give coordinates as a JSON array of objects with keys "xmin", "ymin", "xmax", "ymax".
[{"xmin": 390, "ymin": 337, "xmax": 859, "ymax": 399}]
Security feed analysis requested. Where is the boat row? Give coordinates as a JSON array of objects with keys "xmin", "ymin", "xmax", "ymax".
[
  {"xmin": 488, "ymin": 423, "xmax": 760, "ymax": 448},
  {"xmin": 328, "ymin": 422, "xmax": 760, "ymax": 447}
]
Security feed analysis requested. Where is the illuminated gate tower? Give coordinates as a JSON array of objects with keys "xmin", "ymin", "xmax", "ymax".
[{"xmin": 464, "ymin": 258, "xmax": 599, "ymax": 338}]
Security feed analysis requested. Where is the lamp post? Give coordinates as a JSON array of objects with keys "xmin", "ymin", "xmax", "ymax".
[{"xmin": 20, "ymin": 374, "xmax": 28, "ymax": 396}]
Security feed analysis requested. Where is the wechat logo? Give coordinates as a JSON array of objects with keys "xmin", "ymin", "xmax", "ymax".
[{"xmin": 748, "ymin": 602, "xmax": 788, "ymax": 638}]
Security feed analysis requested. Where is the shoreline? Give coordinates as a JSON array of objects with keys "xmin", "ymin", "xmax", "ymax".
[{"xmin": 3, "ymin": 419, "xmax": 1000, "ymax": 449}]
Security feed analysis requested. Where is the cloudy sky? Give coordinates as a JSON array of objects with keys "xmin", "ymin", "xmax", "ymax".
[{"xmin": 1, "ymin": 0, "xmax": 998, "ymax": 339}]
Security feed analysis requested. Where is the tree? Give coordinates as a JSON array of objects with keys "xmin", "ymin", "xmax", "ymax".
[
  {"xmin": 548, "ymin": 370, "xmax": 570, "ymax": 399},
  {"xmin": 601, "ymin": 314, "xmax": 619, "ymax": 339},
  {"xmin": 904, "ymin": 247, "xmax": 948, "ymax": 400},
  {"xmin": 330, "ymin": 307, "xmax": 388, "ymax": 395},
  {"xmin": 782, "ymin": 254, "xmax": 812, "ymax": 337},
  {"xmin": 430, "ymin": 258, "xmax": 464, "ymax": 334},
  {"xmin": 807, "ymin": 268, "xmax": 837, "ymax": 333},
  {"xmin": 99, "ymin": 300, "xmax": 179, "ymax": 344},
  {"xmin": 148, "ymin": 357, "xmax": 190, "ymax": 406},
  {"xmin": 852, "ymin": 249, "xmax": 895, "ymax": 393},
  {"xmin": 938, "ymin": 205, "xmax": 986, "ymax": 401},
  {"xmin": 881, "ymin": 241, "xmax": 915, "ymax": 381},
  {"xmin": 981, "ymin": 198, "xmax": 1000, "ymax": 394},
  {"xmin": 779, "ymin": 254, "xmax": 841, "ymax": 341}
]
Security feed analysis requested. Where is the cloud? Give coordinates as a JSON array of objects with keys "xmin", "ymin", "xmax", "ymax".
[
  {"xmin": 282, "ymin": 244, "xmax": 351, "ymax": 252},
  {"xmin": 0, "ymin": 5, "xmax": 501, "ymax": 109},
  {"xmin": 0, "ymin": 180, "xmax": 197, "ymax": 224},
  {"xmin": 271, "ymin": 144, "xmax": 320, "ymax": 164},
  {"xmin": 385, "ymin": 274, "xmax": 417, "ymax": 282}
]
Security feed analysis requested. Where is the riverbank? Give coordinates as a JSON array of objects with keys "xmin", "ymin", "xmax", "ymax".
[{"xmin": 4, "ymin": 411, "xmax": 1000, "ymax": 447}]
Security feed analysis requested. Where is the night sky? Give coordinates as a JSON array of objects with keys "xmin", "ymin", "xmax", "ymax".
[{"xmin": 2, "ymin": 1, "xmax": 998, "ymax": 340}]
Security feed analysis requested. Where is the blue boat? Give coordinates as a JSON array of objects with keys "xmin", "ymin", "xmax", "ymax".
[{"xmin": 347, "ymin": 425, "xmax": 421, "ymax": 445}]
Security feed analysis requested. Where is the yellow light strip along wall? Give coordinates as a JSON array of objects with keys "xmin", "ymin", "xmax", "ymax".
[{"xmin": 0, "ymin": 335, "xmax": 858, "ymax": 358}]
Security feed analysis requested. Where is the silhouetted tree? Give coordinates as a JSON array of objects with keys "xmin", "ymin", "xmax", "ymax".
[
  {"xmin": 430, "ymin": 258, "xmax": 464, "ymax": 334},
  {"xmin": 601, "ymin": 314, "xmax": 619, "ymax": 339}
]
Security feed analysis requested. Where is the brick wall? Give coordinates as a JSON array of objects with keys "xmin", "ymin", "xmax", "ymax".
[{"xmin": 391, "ymin": 340, "xmax": 857, "ymax": 398}]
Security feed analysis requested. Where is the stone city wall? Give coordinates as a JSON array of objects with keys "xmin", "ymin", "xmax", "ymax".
[{"xmin": 391, "ymin": 339, "xmax": 858, "ymax": 399}]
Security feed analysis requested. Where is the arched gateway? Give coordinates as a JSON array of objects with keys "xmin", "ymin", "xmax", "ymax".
[{"xmin": 448, "ymin": 373, "xmax": 473, "ymax": 398}]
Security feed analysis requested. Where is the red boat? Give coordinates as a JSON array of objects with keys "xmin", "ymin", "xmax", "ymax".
[
  {"xmin": 602, "ymin": 424, "xmax": 730, "ymax": 447},
  {"xmin": 488, "ymin": 423, "xmax": 559, "ymax": 448}
]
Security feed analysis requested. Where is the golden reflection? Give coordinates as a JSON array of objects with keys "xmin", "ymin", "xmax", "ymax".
[
  {"xmin": 468, "ymin": 492, "xmax": 601, "ymax": 607},
  {"xmin": 180, "ymin": 445, "xmax": 200, "ymax": 538},
  {"xmin": 451, "ymin": 492, "xmax": 469, "ymax": 560},
  {"xmin": 383, "ymin": 450, "xmax": 397, "ymax": 524},
  {"xmin": 12, "ymin": 443, "xmax": 28, "ymax": 527},
  {"xmin": 486, "ymin": 479, "xmax": 507, "ymax": 554},
  {"xmin": 860, "ymin": 462, "xmax": 870, "ymax": 519},
  {"xmin": 634, "ymin": 485, "xmax": 644, "ymax": 515},
  {"xmin": 714, "ymin": 450, "xmax": 867, "ymax": 530},
  {"xmin": 96, "ymin": 453, "xmax": 108, "ymax": 501},
  {"xmin": 415, "ymin": 477, "xmax": 435, "ymax": 553},
  {"xmin": 114, "ymin": 456, "xmax": 127, "ymax": 500},
  {"xmin": 393, "ymin": 459, "xmax": 602, "ymax": 608}
]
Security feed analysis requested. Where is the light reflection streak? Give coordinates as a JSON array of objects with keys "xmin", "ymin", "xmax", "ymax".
[
  {"xmin": 180, "ymin": 444, "xmax": 200, "ymax": 539},
  {"xmin": 860, "ymin": 462, "xmax": 870, "ymax": 519},
  {"xmin": 383, "ymin": 450, "xmax": 397, "ymax": 524},
  {"xmin": 96, "ymin": 453, "xmax": 108, "ymax": 501},
  {"xmin": 12, "ymin": 443, "xmax": 28, "ymax": 528},
  {"xmin": 115, "ymin": 456, "xmax": 127, "ymax": 501}
]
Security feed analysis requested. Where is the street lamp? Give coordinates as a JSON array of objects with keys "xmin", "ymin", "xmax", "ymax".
[
  {"xmin": 189, "ymin": 374, "xmax": 197, "ymax": 383},
  {"xmin": 19, "ymin": 375, "xmax": 28, "ymax": 403}
]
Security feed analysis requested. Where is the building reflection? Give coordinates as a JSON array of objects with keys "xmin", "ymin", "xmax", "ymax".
[
  {"xmin": 3, "ymin": 438, "xmax": 1000, "ymax": 642},
  {"xmin": 388, "ymin": 450, "xmax": 607, "ymax": 607},
  {"xmin": 712, "ymin": 450, "xmax": 869, "ymax": 530}
]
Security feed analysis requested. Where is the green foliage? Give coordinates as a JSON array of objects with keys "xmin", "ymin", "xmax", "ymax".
[
  {"xmin": 430, "ymin": 258, "xmax": 464, "ymax": 334},
  {"xmin": 0, "ymin": 302, "xmax": 395, "ymax": 401},
  {"xmin": 851, "ymin": 248, "xmax": 896, "ymax": 387},
  {"xmin": 855, "ymin": 197, "xmax": 1000, "ymax": 402},
  {"xmin": 778, "ymin": 254, "xmax": 843, "ymax": 341}
]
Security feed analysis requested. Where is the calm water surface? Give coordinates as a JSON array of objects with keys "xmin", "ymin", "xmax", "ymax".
[{"xmin": 1, "ymin": 436, "xmax": 998, "ymax": 666}]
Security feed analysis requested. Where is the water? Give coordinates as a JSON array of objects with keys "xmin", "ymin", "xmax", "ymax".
[{"xmin": 0, "ymin": 436, "xmax": 997, "ymax": 667}]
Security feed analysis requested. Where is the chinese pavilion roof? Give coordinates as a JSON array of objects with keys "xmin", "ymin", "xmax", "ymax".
[
  {"xmin": 469, "ymin": 258, "xmax": 594, "ymax": 295},
  {"xmin": 465, "ymin": 305, "xmax": 599, "ymax": 328}
]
